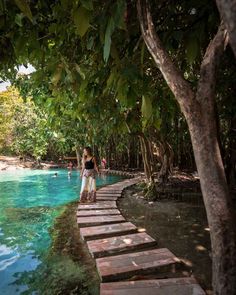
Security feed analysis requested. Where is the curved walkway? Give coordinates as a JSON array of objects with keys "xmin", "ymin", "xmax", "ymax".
[{"xmin": 77, "ymin": 177, "xmax": 205, "ymax": 295}]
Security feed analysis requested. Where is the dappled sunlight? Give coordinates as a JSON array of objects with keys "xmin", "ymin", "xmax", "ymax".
[
  {"xmin": 195, "ymin": 245, "xmax": 207, "ymax": 252},
  {"xmin": 123, "ymin": 238, "xmax": 132, "ymax": 245},
  {"xmin": 180, "ymin": 258, "xmax": 193, "ymax": 267},
  {"xmin": 137, "ymin": 227, "xmax": 146, "ymax": 232}
]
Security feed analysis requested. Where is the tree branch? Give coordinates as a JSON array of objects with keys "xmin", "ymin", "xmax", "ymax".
[
  {"xmin": 137, "ymin": 0, "xmax": 195, "ymax": 118},
  {"xmin": 196, "ymin": 22, "xmax": 228, "ymax": 106},
  {"xmin": 215, "ymin": 0, "xmax": 236, "ymax": 58}
]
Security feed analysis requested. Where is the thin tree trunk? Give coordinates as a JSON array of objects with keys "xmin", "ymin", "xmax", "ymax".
[
  {"xmin": 139, "ymin": 135, "xmax": 152, "ymax": 181},
  {"xmin": 137, "ymin": 1, "xmax": 236, "ymax": 293},
  {"xmin": 75, "ymin": 146, "xmax": 81, "ymax": 169}
]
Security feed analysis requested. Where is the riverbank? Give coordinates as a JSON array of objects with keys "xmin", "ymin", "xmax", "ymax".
[
  {"xmin": 48, "ymin": 200, "xmax": 100, "ymax": 295},
  {"xmin": 0, "ymin": 156, "xmax": 139, "ymax": 178},
  {"xmin": 0, "ymin": 156, "xmax": 62, "ymax": 170}
]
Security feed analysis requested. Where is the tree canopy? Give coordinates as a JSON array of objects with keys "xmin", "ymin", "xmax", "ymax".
[{"xmin": 0, "ymin": 1, "xmax": 236, "ymax": 293}]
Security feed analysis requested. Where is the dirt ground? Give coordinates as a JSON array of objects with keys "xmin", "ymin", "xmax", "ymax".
[{"xmin": 0, "ymin": 155, "xmax": 63, "ymax": 170}]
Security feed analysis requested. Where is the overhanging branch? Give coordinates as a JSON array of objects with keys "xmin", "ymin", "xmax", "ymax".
[
  {"xmin": 215, "ymin": 0, "xmax": 236, "ymax": 58},
  {"xmin": 197, "ymin": 22, "xmax": 228, "ymax": 104},
  {"xmin": 137, "ymin": 0, "xmax": 195, "ymax": 117}
]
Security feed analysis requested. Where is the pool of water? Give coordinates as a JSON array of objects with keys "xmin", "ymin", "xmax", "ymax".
[{"xmin": 0, "ymin": 169, "xmax": 123, "ymax": 294}]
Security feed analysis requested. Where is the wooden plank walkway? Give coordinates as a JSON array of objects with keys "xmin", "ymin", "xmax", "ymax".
[
  {"xmin": 77, "ymin": 209, "xmax": 121, "ymax": 217},
  {"xmin": 78, "ymin": 201, "xmax": 117, "ymax": 210},
  {"xmin": 80, "ymin": 222, "xmax": 137, "ymax": 241},
  {"xmin": 77, "ymin": 215, "xmax": 125, "ymax": 227},
  {"xmin": 97, "ymin": 192, "xmax": 121, "ymax": 196},
  {"xmin": 96, "ymin": 196, "xmax": 119, "ymax": 201},
  {"xmin": 97, "ymin": 190, "xmax": 123, "ymax": 194},
  {"xmin": 96, "ymin": 248, "xmax": 179, "ymax": 282},
  {"xmin": 77, "ymin": 176, "xmax": 205, "ymax": 294},
  {"xmin": 100, "ymin": 278, "xmax": 205, "ymax": 295},
  {"xmin": 87, "ymin": 232, "xmax": 156, "ymax": 258}
]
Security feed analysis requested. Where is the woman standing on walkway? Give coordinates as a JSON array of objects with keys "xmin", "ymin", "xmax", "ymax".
[{"xmin": 80, "ymin": 147, "xmax": 99, "ymax": 203}]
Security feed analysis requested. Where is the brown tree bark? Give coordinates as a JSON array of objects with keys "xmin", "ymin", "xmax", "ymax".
[
  {"xmin": 215, "ymin": 0, "xmax": 236, "ymax": 58},
  {"xmin": 137, "ymin": 1, "xmax": 236, "ymax": 294}
]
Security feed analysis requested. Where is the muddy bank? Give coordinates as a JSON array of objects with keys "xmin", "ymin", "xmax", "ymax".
[
  {"xmin": 48, "ymin": 200, "xmax": 100, "ymax": 295},
  {"xmin": 17, "ymin": 201, "xmax": 100, "ymax": 295},
  {"xmin": 119, "ymin": 185, "xmax": 213, "ymax": 294}
]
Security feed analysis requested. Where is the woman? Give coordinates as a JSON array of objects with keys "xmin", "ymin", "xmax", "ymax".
[{"xmin": 80, "ymin": 147, "xmax": 99, "ymax": 203}]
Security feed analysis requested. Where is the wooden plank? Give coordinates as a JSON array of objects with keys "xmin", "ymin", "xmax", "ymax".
[
  {"xmin": 80, "ymin": 222, "xmax": 137, "ymax": 241},
  {"xmin": 97, "ymin": 191, "xmax": 122, "ymax": 194},
  {"xmin": 96, "ymin": 248, "xmax": 179, "ymax": 282},
  {"xmin": 78, "ymin": 201, "xmax": 117, "ymax": 210},
  {"xmin": 87, "ymin": 232, "xmax": 156, "ymax": 258},
  {"xmin": 77, "ymin": 215, "xmax": 125, "ymax": 227},
  {"xmin": 98, "ymin": 190, "xmax": 123, "ymax": 193},
  {"xmin": 100, "ymin": 278, "xmax": 205, "ymax": 295},
  {"xmin": 97, "ymin": 192, "xmax": 121, "ymax": 197},
  {"xmin": 96, "ymin": 196, "xmax": 118, "ymax": 201},
  {"xmin": 77, "ymin": 209, "xmax": 120, "ymax": 217}
]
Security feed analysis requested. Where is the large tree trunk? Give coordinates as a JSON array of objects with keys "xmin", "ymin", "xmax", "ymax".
[
  {"xmin": 137, "ymin": 1, "xmax": 236, "ymax": 294},
  {"xmin": 215, "ymin": 0, "xmax": 236, "ymax": 58}
]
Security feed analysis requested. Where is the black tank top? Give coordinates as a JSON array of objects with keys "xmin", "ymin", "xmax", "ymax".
[{"xmin": 85, "ymin": 158, "xmax": 94, "ymax": 169}]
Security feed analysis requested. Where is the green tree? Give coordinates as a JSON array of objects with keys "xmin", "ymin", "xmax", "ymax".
[
  {"xmin": 0, "ymin": 1, "xmax": 235, "ymax": 293},
  {"xmin": 0, "ymin": 88, "xmax": 22, "ymax": 152},
  {"xmin": 12, "ymin": 98, "xmax": 49, "ymax": 162}
]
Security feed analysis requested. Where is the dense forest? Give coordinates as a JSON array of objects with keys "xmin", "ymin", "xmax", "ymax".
[{"xmin": 0, "ymin": 0, "xmax": 236, "ymax": 294}]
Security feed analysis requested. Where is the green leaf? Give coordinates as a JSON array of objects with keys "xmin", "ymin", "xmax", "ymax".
[
  {"xmin": 73, "ymin": 6, "xmax": 90, "ymax": 37},
  {"xmin": 81, "ymin": 0, "xmax": 93, "ymax": 11},
  {"xmin": 14, "ymin": 0, "xmax": 33, "ymax": 22},
  {"xmin": 141, "ymin": 95, "xmax": 152, "ymax": 119},
  {"xmin": 153, "ymin": 118, "xmax": 162, "ymax": 130},
  {"xmin": 103, "ymin": 17, "xmax": 115, "ymax": 62},
  {"xmin": 15, "ymin": 13, "xmax": 23, "ymax": 26}
]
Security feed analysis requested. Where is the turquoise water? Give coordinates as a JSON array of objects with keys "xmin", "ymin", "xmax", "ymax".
[{"xmin": 0, "ymin": 169, "xmax": 122, "ymax": 294}]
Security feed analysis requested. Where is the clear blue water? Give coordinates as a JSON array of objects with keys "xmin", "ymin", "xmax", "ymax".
[{"xmin": 0, "ymin": 169, "xmax": 123, "ymax": 295}]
